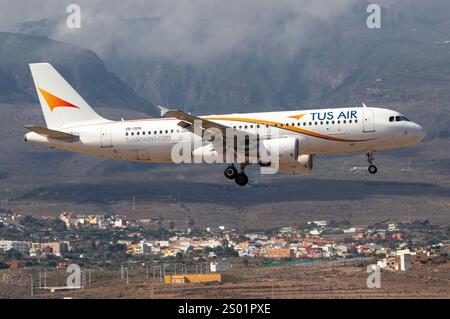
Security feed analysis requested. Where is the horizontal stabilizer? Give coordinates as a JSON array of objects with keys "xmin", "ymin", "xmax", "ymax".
[{"xmin": 24, "ymin": 125, "xmax": 79, "ymax": 142}]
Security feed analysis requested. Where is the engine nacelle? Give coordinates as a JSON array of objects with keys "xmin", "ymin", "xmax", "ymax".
[
  {"xmin": 261, "ymin": 138, "xmax": 313, "ymax": 174},
  {"xmin": 261, "ymin": 137, "xmax": 299, "ymax": 164}
]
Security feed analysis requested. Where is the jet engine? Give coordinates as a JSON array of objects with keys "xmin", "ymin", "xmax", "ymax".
[{"xmin": 260, "ymin": 137, "xmax": 313, "ymax": 174}]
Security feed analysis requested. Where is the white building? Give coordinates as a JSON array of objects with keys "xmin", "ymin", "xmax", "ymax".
[
  {"xmin": 388, "ymin": 223, "xmax": 399, "ymax": 232},
  {"xmin": 210, "ymin": 261, "xmax": 231, "ymax": 272},
  {"xmin": 343, "ymin": 227, "xmax": 357, "ymax": 233},
  {"xmin": 398, "ymin": 254, "xmax": 412, "ymax": 271},
  {"xmin": 0, "ymin": 240, "xmax": 31, "ymax": 254},
  {"xmin": 313, "ymin": 221, "xmax": 327, "ymax": 227},
  {"xmin": 59, "ymin": 212, "xmax": 86, "ymax": 228},
  {"xmin": 114, "ymin": 219, "xmax": 125, "ymax": 228},
  {"xmin": 136, "ymin": 240, "xmax": 152, "ymax": 255}
]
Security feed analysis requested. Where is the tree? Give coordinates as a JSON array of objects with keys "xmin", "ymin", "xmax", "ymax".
[
  {"xmin": 21, "ymin": 215, "xmax": 44, "ymax": 228},
  {"xmin": 4, "ymin": 249, "xmax": 23, "ymax": 259},
  {"xmin": 52, "ymin": 218, "xmax": 67, "ymax": 232}
]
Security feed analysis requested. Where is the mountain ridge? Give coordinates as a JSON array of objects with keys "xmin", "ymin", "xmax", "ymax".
[{"xmin": 0, "ymin": 31, "xmax": 155, "ymax": 115}]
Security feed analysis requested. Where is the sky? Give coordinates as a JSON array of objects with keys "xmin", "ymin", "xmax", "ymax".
[{"xmin": 0, "ymin": 0, "xmax": 359, "ymax": 64}]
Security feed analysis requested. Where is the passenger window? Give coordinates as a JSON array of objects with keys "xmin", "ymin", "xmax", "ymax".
[
  {"xmin": 314, "ymin": 122, "xmax": 318, "ymax": 125},
  {"xmin": 126, "ymin": 132, "xmax": 128, "ymax": 136},
  {"xmin": 332, "ymin": 121, "xmax": 335, "ymax": 124},
  {"xmin": 257, "ymin": 125, "xmax": 260, "ymax": 128},
  {"xmin": 171, "ymin": 129, "xmax": 173, "ymax": 133},
  {"xmin": 131, "ymin": 132, "xmax": 134, "ymax": 136},
  {"xmin": 349, "ymin": 120, "xmax": 352, "ymax": 123},
  {"xmin": 343, "ymin": 120, "xmax": 346, "ymax": 124},
  {"xmin": 142, "ymin": 132, "xmax": 145, "ymax": 135},
  {"xmin": 137, "ymin": 132, "xmax": 140, "ymax": 135},
  {"xmin": 355, "ymin": 119, "xmax": 358, "ymax": 123},
  {"xmin": 148, "ymin": 131, "xmax": 151, "ymax": 135},
  {"xmin": 154, "ymin": 131, "xmax": 157, "ymax": 134},
  {"xmin": 160, "ymin": 130, "xmax": 162, "ymax": 134},
  {"xmin": 320, "ymin": 121, "xmax": 323, "ymax": 125}
]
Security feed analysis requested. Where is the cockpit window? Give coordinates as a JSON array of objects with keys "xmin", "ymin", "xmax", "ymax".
[{"xmin": 390, "ymin": 115, "xmax": 410, "ymax": 122}]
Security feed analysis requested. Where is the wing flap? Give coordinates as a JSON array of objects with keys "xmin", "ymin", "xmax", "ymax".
[{"xmin": 158, "ymin": 105, "xmax": 260, "ymax": 161}]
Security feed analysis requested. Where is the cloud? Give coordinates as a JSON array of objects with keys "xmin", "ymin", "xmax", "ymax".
[{"xmin": 0, "ymin": 0, "xmax": 358, "ymax": 64}]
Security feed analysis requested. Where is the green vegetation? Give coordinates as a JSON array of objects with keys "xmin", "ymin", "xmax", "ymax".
[{"xmin": 0, "ymin": 261, "xmax": 9, "ymax": 269}]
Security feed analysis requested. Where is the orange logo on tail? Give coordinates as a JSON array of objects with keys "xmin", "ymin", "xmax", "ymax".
[{"xmin": 38, "ymin": 88, "xmax": 79, "ymax": 112}]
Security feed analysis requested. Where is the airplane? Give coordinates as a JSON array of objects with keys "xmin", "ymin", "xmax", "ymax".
[{"xmin": 24, "ymin": 63, "xmax": 425, "ymax": 186}]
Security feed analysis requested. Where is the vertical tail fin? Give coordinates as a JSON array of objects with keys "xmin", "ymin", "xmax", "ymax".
[{"xmin": 29, "ymin": 63, "xmax": 108, "ymax": 129}]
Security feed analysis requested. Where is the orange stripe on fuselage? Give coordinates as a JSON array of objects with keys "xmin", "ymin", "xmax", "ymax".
[
  {"xmin": 58, "ymin": 113, "xmax": 377, "ymax": 143},
  {"xmin": 204, "ymin": 116, "xmax": 376, "ymax": 142}
]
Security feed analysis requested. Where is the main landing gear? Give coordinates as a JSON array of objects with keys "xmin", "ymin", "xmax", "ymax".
[
  {"xmin": 367, "ymin": 151, "xmax": 378, "ymax": 174},
  {"xmin": 224, "ymin": 164, "xmax": 249, "ymax": 186}
]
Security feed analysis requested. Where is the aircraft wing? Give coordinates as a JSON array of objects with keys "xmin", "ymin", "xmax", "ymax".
[
  {"xmin": 24, "ymin": 125, "xmax": 79, "ymax": 142},
  {"xmin": 158, "ymin": 105, "xmax": 259, "ymax": 159},
  {"xmin": 158, "ymin": 105, "xmax": 230, "ymax": 136}
]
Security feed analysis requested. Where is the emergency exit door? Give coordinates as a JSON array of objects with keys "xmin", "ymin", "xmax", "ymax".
[
  {"xmin": 100, "ymin": 125, "xmax": 113, "ymax": 148},
  {"xmin": 363, "ymin": 109, "xmax": 375, "ymax": 133}
]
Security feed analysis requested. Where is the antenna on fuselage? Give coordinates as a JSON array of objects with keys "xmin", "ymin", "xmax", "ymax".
[{"xmin": 362, "ymin": 103, "xmax": 368, "ymax": 108}]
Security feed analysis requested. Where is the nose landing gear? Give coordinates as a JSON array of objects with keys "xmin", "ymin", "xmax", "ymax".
[
  {"xmin": 367, "ymin": 151, "xmax": 378, "ymax": 174},
  {"xmin": 224, "ymin": 164, "xmax": 249, "ymax": 186}
]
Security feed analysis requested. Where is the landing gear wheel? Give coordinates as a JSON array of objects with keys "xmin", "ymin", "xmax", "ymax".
[
  {"xmin": 224, "ymin": 165, "xmax": 237, "ymax": 179},
  {"xmin": 235, "ymin": 173, "xmax": 249, "ymax": 186},
  {"xmin": 366, "ymin": 151, "xmax": 377, "ymax": 175},
  {"xmin": 368, "ymin": 165, "xmax": 378, "ymax": 174}
]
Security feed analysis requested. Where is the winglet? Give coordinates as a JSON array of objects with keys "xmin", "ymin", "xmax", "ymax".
[{"xmin": 157, "ymin": 105, "xmax": 170, "ymax": 117}]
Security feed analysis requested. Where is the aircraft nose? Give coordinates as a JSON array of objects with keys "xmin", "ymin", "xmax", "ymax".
[{"xmin": 413, "ymin": 123, "xmax": 426, "ymax": 142}]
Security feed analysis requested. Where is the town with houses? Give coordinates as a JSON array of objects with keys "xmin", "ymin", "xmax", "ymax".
[{"xmin": 0, "ymin": 208, "xmax": 449, "ymax": 274}]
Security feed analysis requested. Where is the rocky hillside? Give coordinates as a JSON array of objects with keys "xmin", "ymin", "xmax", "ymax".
[{"xmin": 0, "ymin": 32, "xmax": 155, "ymax": 114}]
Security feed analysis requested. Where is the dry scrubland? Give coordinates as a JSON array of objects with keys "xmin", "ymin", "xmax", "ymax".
[{"xmin": 1, "ymin": 260, "xmax": 449, "ymax": 299}]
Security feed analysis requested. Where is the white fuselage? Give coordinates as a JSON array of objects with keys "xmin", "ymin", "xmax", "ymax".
[{"xmin": 25, "ymin": 107, "xmax": 425, "ymax": 164}]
